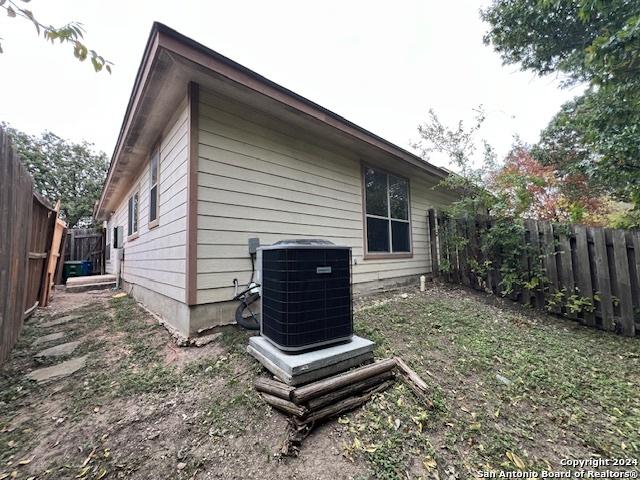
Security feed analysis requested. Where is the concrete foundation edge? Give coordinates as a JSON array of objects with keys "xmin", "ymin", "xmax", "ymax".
[{"xmin": 122, "ymin": 272, "xmax": 429, "ymax": 338}]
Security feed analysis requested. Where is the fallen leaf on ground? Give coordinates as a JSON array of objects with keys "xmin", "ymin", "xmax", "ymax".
[
  {"xmin": 76, "ymin": 465, "xmax": 90, "ymax": 478},
  {"xmin": 506, "ymin": 451, "xmax": 526, "ymax": 470},
  {"xmin": 423, "ymin": 457, "xmax": 437, "ymax": 471}
]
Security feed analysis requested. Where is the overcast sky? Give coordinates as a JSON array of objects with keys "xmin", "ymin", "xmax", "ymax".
[{"xmin": 0, "ymin": 0, "xmax": 583, "ymax": 169}]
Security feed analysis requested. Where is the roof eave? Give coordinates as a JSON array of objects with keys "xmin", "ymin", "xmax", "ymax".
[{"xmin": 95, "ymin": 22, "xmax": 450, "ymax": 220}]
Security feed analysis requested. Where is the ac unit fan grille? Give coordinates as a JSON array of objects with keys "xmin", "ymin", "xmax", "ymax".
[{"xmin": 261, "ymin": 247, "xmax": 352, "ymax": 350}]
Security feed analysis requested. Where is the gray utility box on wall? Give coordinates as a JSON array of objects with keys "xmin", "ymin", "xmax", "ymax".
[{"xmin": 257, "ymin": 239, "xmax": 353, "ymax": 352}]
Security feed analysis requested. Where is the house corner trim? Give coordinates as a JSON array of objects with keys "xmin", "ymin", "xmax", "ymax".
[{"xmin": 186, "ymin": 81, "xmax": 199, "ymax": 306}]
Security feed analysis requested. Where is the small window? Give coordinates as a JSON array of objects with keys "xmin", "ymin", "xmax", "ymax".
[
  {"xmin": 149, "ymin": 146, "xmax": 160, "ymax": 225},
  {"xmin": 128, "ymin": 192, "xmax": 139, "ymax": 236},
  {"xmin": 363, "ymin": 166, "xmax": 411, "ymax": 255}
]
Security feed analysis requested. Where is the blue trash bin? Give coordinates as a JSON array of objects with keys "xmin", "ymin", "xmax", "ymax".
[{"xmin": 81, "ymin": 260, "xmax": 92, "ymax": 276}]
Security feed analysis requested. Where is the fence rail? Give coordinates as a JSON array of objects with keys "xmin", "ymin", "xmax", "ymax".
[
  {"xmin": 0, "ymin": 127, "xmax": 63, "ymax": 364},
  {"xmin": 429, "ymin": 210, "xmax": 640, "ymax": 337}
]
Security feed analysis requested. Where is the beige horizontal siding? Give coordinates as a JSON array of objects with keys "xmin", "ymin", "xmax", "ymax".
[
  {"xmin": 105, "ymin": 99, "xmax": 189, "ymax": 303},
  {"xmin": 195, "ymin": 88, "xmax": 451, "ymax": 305}
]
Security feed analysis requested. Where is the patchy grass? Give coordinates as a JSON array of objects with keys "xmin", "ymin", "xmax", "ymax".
[
  {"xmin": 352, "ymin": 286, "xmax": 640, "ymax": 478},
  {"xmin": 2, "ymin": 286, "xmax": 639, "ymax": 480}
]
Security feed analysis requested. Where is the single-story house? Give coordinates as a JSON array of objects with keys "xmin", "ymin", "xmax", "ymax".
[{"xmin": 95, "ymin": 22, "xmax": 456, "ymax": 338}]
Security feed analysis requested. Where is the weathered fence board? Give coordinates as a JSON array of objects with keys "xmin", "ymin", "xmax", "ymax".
[
  {"xmin": 542, "ymin": 222, "xmax": 560, "ymax": 313},
  {"xmin": 573, "ymin": 225, "xmax": 596, "ymax": 327},
  {"xmin": 612, "ymin": 230, "xmax": 635, "ymax": 336},
  {"xmin": 591, "ymin": 227, "xmax": 614, "ymax": 331},
  {"xmin": 432, "ymin": 214, "xmax": 640, "ymax": 337},
  {"xmin": 0, "ymin": 127, "xmax": 59, "ymax": 364}
]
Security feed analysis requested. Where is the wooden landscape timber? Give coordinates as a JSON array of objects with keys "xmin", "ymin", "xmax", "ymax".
[
  {"xmin": 394, "ymin": 357, "xmax": 433, "ymax": 408},
  {"xmin": 290, "ymin": 358, "xmax": 397, "ymax": 404},
  {"xmin": 254, "ymin": 357, "xmax": 432, "ymax": 456},
  {"xmin": 254, "ymin": 377, "xmax": 296, "ymax": 399}
]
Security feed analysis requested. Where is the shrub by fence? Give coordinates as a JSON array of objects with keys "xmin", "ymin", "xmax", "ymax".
[
  {"xmin": 428, "ymin": 210, "xmax": 639, "ymax": 336},
  {"xmin": 0, "ymin": 127, "xmax": 64, "ymax": 364}
]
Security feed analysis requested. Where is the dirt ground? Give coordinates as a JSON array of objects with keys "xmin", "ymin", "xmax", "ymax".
[{"xmin": 1, "ymin": 283, "xmax": 639, "ymax": 480}]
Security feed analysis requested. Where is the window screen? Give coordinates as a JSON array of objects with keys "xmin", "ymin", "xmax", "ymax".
[
  {"xmin": 128, "ymin": 193, "xmax": 139, "ymax": 236},
  {"xmin": 363, "ymin": 166, "xmax": 410, "ymax": 254},
  {"xmin": 149, "ymin": 146, "xmax": 159, "ymax": 223}
]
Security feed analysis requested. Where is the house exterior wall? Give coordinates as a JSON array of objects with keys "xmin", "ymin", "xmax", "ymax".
[
  {"xmin": 105, "ymin": 98, "xmax": 189, "ymax": 305},
  {"xmin": 195, "ymin": 88, "xmax": 452, "ymax": 307}
]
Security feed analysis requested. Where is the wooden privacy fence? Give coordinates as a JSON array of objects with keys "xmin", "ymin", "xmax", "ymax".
[
  {"xmin": 0, "ymin": 127, "xmax": 65, "ymax": 364},
  {"xmin": 63, "ymin": 228, "xmax": 104, "ymax": 276},
  {"xmin": 428, "ymin": 210, "xmax": 640, "ymax": 337}
]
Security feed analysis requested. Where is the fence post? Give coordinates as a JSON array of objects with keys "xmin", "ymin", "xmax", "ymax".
[{"xmin": 427, "ymin": 209, "xmax": 439, "ymax": 276}]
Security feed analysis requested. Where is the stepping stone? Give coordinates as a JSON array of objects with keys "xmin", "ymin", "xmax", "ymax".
[
  {"xmin": 35, "ymin": 341, "xmax": 80, "ymax": 360},
  {"xmin": 37, "ymin": 314, "xmax": 80, "ymax": 328},
  {"xmin": 32, "ymin": 332, "xmax": 67, "ymax": 347},
  {"xmin": 26, "ymin": 355, "xmax": 87, "ymax": 383}
]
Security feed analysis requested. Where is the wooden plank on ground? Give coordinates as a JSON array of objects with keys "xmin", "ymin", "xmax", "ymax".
[
  {"xmin": 591, "ymin": 227, "xmax": 614, "ymax": 331},
  {"xmin": 291, "ymin": 358, "xmax": 397, "ymax": 404},
  {"xmin": 612, "ymin": 230, "xmax": 635, "ymax": 336}
]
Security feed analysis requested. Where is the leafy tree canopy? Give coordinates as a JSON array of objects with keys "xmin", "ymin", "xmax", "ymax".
[
  {"xmin": 4, "ymin": 124, "xmax": 108, "ymax": 228},
  {"xmin": 415, "ymin": 107, "xmax": 610, "ymax": 226},
  {"xmin": 482, "ymin": 0, "xmax": 640, "ymax": 210}
]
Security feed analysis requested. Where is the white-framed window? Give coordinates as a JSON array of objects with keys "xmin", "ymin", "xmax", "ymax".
[
  {"xmin": 363, "ymin": 165, "xmax": 411, "ymax": 255},
  {"xmin": 128, "ymin": 192, "xmax": 139, "ymax": 237},
  {"xmin": 149, "ymin": 145, "xmax": 160, "ymax": 226}
]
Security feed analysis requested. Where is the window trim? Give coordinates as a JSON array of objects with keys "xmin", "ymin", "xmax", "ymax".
[
  {"xmin": 127, "ymin": 190, "xmax": 140, "ymax": 241},
  {"xmin": 148, "ymin": 142, "xmax": 160, "ymax": 229},
  {"xmin": 361, "ymin": 162, "xmax": 413, "ymax": 260}
]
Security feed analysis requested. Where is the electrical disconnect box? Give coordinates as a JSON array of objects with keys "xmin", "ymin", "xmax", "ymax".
[{"xmin": 248, "ymin": 237, "xmax": 260, "ymax": 255}]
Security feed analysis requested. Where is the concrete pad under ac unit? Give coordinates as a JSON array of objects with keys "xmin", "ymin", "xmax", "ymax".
[{"xmin": 247, "ymin": 335, "xmax": 375, "ymax": 386}]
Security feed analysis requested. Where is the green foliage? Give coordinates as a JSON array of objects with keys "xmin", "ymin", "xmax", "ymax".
[
  {"xmin": 3, "ymin": 123, "xmax": 108, "ymax": 227},
  {"xmin": 482, "ymin": 0, "xmax": 640, "ymax": 210},
  {"xmin": 0, "ymin": 0, "xmax": 112, "ymax": 72},
  {"xmin": 415, "ymin": 106, "xmax": 498, "ymax": 217},
  {"xmin": 416, "ymin": 107, "xmax": 599, "ymax": 314}
]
